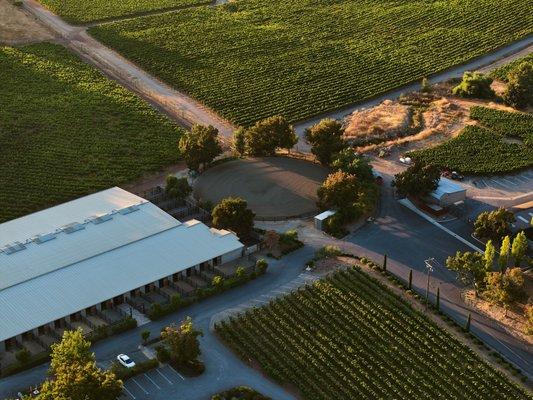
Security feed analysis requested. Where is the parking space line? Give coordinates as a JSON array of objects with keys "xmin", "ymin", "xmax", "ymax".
[
  {"xmin": 501, "ymin": 177, "xmax": 519, "ymax": 185},
  {"xmin": 515, "ymin": 176, "xmax": 530, "ymax": 183},
  {"xmin": 518, "ymin": 216, "xmax": 529, "ymax": 224},
  {"xmin": 123, "ymin": 385, "xmax": 136, "ymax": 399},
  {"xmin": 489, "ymin": 179, "xmax": 512, "ymax": 189},
  {"xmin": 167, "ymin": 365, "xmax": 185, "ymax": 380},
  {"xmin": 131, "ymin": 378, "xmax": 149, "ymax": 394},
  {"xmin": 144, "ymin": 373, "xmax": 161, "ymax": 390},
  {"xmin": 156, "ymin": 368, "xmax": 173, "ymax": 385}
]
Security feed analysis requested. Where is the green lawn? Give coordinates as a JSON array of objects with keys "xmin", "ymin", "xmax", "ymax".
[
  {"xmin": 38, "ymin": 0, "xmax": 209, "ymax": 24},
  {"xmin": 410, "ymin": 107, "xmax": 533, "ymax": 174},
  {"xmin": 0, "ymin": 43, "xmax": 183, "ymax": 222},
  {"xmin": 217, "ymin": 266, "xmax": 529, "ymax": 399},
  {"xmin": 90, "ymin": 0, "xmax": 532, "ymax": 126}
]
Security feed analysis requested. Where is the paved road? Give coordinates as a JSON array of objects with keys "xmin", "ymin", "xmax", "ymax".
[{"xmin": 21, "ymin": 0, "xmax": 236, "ymax": 141}]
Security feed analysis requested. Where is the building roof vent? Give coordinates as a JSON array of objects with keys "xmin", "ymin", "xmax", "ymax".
[
  {"xmin": 88, "ymin": 213, "xmax": 113, "ymax": 224},
  {"xmin": 2, "ymin": 241, "xmax": 27, "ymax": 254},
  {"xmin": 118, "ymin": 205, "xmax": 140, "ymax": 215},
  {"xmin": 60, "ymin": 222, "xmax": 85, "ymax": 234},
  {"xmin": 31, "ymin": 232, "xmax": 57, "ymax": 244}
]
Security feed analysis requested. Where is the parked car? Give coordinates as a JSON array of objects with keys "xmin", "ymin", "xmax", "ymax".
[
  {"xmin": 117, "ymin": 354, "xmax": 136, "ymax": 368},
  {"xmin": 399, "ymin": 156, "xmax": 412, "ymax": 165},
  {"xmin": 442, "ymin": 170, "xmax": 464, "ymax": 180}
]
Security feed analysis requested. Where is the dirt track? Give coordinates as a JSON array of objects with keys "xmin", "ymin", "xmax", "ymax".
[
  {"xmin": 194, "ymin": 157, "xmax": 329, "ymax": 219},
  {"xmin": 21, "ymin": 0, "xmax": 236, "ymax": 139}
]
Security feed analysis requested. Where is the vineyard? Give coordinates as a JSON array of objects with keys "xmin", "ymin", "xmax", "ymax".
[
  {"xmin": 38, "ymin": 0, "xmax": 208, "ymax": 24},
  {"xmin": 490, "ymin": 53, "xmax": 533, "ymax": 81},
  {"xmin": 0, "ymin": 43, "xmax": 183, "ymax": 222},
  {"xmin": 216, "ymin": 267, "xmax": 529, "ymax": 399},
  {"xmin": 90, "ymin": 0, "xmax": 532, "ymax": 126},
  {"xmin": 411, "ymin": 107, "xmax": 533, "ymax": 174}
]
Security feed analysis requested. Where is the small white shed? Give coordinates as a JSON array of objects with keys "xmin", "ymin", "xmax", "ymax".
[
  {"xmin": 314, "ymin": 210, "xmax": 336, "ymax": 231},
  {"xmin": 429, "ymin": 178, "xmax": 466, "ymax": 207}
]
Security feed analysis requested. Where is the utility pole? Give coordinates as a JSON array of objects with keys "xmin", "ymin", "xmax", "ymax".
[{"xmin": 424, "ymin": 258, "xmax": 435, "ymax": 310}]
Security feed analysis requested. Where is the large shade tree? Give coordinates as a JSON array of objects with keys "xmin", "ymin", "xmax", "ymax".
[
  {"xmin": 393, "ymin": 163, "xmax": 440, "ymax": 198},
  {"xmin": 305, "ymin": 118, "xmax": 346, "ymax": 165},
  {"xmin": 473, "ymin": 208, "xmax": 515, "ymax": 244},
  {"xmin": 179, "ymin": 124, "xmax": 222, "ymax": 172},
  {"xmin": 39, "ymin": 329, "xmax": 122, "ymax": 400},
  {"xmin": 212, "ymin": 197, "xmax": 255, "ymax": 239}
]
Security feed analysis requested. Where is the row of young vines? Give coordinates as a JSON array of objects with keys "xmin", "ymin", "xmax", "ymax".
[{"xmin": 216, "ymin": 267, "xmax": 530, "ymax": 399}]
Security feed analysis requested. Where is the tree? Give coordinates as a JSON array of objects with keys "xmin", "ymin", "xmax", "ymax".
[
  {"xmin": 446, "ymin": 251, "xmax": 487, "ymax": 292},
  {"xmin": 256, "ymin": 258, "xmax": 268, "ymax": 273},
  {"xmin": 263, "ymin": 230, "xmax": 280, "ymax": 251},
  {"xmin": 233, "ymin": 127, "xmax": 246, "ymax": 156},
  {"xmin": 393, "ymin": 163, "xmax": 440, "ymax": 198},
  {"xmin": 235, "ymin": 266, "xmax": 246, "ymax": 279},
  {"xmin": 421, "ymin": 77, "xmax": 432, "ymax": 93},
  {"xmin": 318, "ymin": 171, "xmax": 377, "ymax": 226},
  {"xmin": 484, "ymin": 268, "xmax": 525, "ymax": 312},
  {"xmin": 483, "ymin": 240, "xmax": 495, "ymax": 271},
  {"xmin": 452, "ymin": 71, "xmax": 495, "ymax": 99},
  {"xmin": 511, "ymin": 231, "xmax": 528, "ymax": 267},
  {"xmin": 212, "ymin": 197, "xmax": 255, "ymax": 239},
  {"xmin": 165, "ymin": 175, "xmax": 191, "ymax": 201},
  {"xmin": 503, "ymin": 61, "xmax": 533, "ymax": 109},
  {"xmin": 39, "ymin": 329, "xmax": 122, "ymax": 400},
  {"xmin": 179, "ymin": 124, "xmax": 222, "ymax": 171},
  {"xmin": 499, "ymin": 235, "xmax": 511, "ymax": 271},
  {"xmin": 161, "ymin": 317, "xmax": 203, "ymax": 366},
  {"xmin": 141, "ymin": 330, "xmax": 151, "ymax": 344},
  {"xmin": 331, "ymin": 148, "xmax": 373, "ymax": 182},
  {"xmin": 244, "ymin": 116, "xmax": 297, "ymax": 156},
  {"xmin": 305, "ymin": 118, "xmax": 346, "ymax": 165},
  {"xmin": 473, "ymin": 208, "xmax": 515, "ymax": 243}
]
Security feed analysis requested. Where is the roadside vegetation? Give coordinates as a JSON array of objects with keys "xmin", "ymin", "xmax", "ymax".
[
  {"xmin": 410, "ymin": 107, "xmax": 533, "ymax": 174},
  {"xmin": 0, "ymin": 43, "xmax": 183, "ymax": 223},
  {"xmin": 491, "ymin": 53, "xmax": 533, "ymax": 82},
  {"xmin": 216, "ymin": 266, "xmax": 529, "ymax": 399},
  {"xmin": 90, "ymin": 0, "xmax": 532, "ymax": 126},
  {"xmin": 38, "ymin": 0, "xmax": 209, "ymax": 24},
  {"xmin": 211, "ymin": 387, "xmax": 270, "ymax": 400}
]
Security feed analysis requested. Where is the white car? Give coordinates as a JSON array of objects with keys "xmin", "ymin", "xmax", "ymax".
[
  {"xmin": 117, "ymin": 354, "xmax": 136, "ymax": 369},
  {"xmin": 399, "ymin": 156, "xmax": 412, "ymax": 165}
]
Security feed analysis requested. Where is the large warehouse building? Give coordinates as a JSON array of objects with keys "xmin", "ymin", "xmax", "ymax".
[{"xmin": 0, "ymin": 187, "xmax": 244, "ymax": 353}]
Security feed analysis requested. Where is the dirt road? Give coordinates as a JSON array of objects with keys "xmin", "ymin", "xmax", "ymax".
[{"xmin": 22, "ymin": 0, "xmax": 236, "ymax": 139}]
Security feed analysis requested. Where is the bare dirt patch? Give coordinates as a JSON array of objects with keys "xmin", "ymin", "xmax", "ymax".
[
  {"xmin": 344, "ymin": 100, "xmax": 412, "ymax": 145},
  {"xmin": 194, "ymin": 157, "xmax": 328, "ymax": 219},
  {"xmin": 352, "ymin": 82, "xmax": 516, "ymax": 155},
  {"xmin": 0, "ymin": 0, "xmax": 54, "ymax": 45}
]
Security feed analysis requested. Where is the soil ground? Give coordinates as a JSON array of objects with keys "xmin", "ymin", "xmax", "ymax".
[
  {"xmin": 0, "ymin": 0, "xmax": 54, "ymax": 44},
  {"xmin": 193, "ymin": 157, "xmax": 329, "ymax": 219}
]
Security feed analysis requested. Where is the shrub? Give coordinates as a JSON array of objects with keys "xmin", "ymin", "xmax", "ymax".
[
  {"xmin": 503, "ymin": 61, "xmax": 533, "ymax": 109},
  {"xmin": 256, "ymin": 259, "xmax": 268, "ymax": 274},
  {"xmin": 15, "ymin": 347, "xmax": 30, "ymax": 364},
  {"xmin": 315, "ymin": 245, "xmax": 342, "ymax": 260},
  {"xmin": 212, "ymin": 386, "xmax": 271, "ymax": 400},
  {"xmin": 235, "ymin": 266, "xmax": 247, "ymax": 279},
  {"xmin": 155, "ymin": 345, "xmax": 170, "ymax": 363},
  {"xmin": 111, "ymin": 359, "xmax": 159, "ymax": 380},
  {"xmin": 452, "ymin": 71, "xmax": 494, "ymax": 99}
]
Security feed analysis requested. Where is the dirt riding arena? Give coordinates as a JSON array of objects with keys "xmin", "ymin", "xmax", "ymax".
[{"xmin": 194, "ymin": 157, "xmax": 329, "ymax": 219}]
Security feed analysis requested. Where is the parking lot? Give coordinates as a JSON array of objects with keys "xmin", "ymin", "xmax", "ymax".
[
  {"xmin": 467, "ymin": 170, "xmax": 533, "ymax": 197},
  {"xmin": 120, "ymin": 364, "xmax": 185, "ymax": 400}
]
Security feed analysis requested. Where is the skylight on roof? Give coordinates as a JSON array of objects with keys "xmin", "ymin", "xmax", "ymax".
[
  {"xmin": 60, "ymin": 222, "xmax": 85, "ymax": 234},
  {"xmin": 31, "ymin": 232, "xmax": 57, "ymax": 244},
  {"xmin": 89, "ymin": 213, "xmax": 113, "ymax": 224},
  {"xmin": 2, "ymin": 241, "xmax": 26, "ymax": 254},
  {"xmin": 118, "ymin": 205, "xmax": 140, "ymax": 215}
]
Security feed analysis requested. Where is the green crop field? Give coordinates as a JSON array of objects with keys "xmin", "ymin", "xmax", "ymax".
[
  {"xmin": 91, "ymin": 0, "xmax": 533, "ymax": 126},
  {"xmin": 216, "ymin": 267, "xmax": 529, "ymax": 399},
  {"xmin": 38, "ymin": 0, "xmax": 209, "ymax": 24},
  {"xmin": 0, "ymin": 43, "xmax": 183, "ymax": 223},
  {"xmin": 490, "ymin": 53, "xmax": 533, "ymax": 81},
  {"xmin": 411, "ymin": 107, "xmax": 533, "ymax": 175}
]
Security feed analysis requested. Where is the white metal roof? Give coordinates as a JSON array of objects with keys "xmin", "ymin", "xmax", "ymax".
[
  {"xmin": 314, "ymin": 210, "xmax": 336, "ymax": 221},
  {"xmin": 0, "ymin": 188, "xmax": 243, "ymax": 342},
  {"xmin": 430, "ymin": 178, "xmax": 466, "ymax": 200}
]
